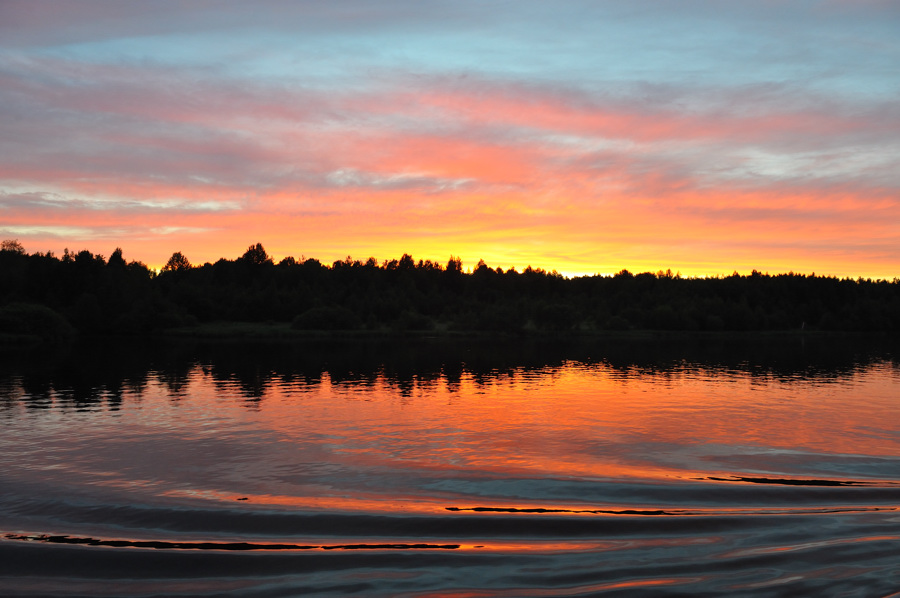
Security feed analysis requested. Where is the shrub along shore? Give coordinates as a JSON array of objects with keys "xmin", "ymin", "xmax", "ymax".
[{"xmin": 1, "ymin": 241, "xmax": 898, "ymax": 342}]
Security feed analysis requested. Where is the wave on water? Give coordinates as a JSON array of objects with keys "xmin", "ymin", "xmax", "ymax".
[{"xmin": 1, "ymin": 338, "xmax": 898, "ymax": 596}]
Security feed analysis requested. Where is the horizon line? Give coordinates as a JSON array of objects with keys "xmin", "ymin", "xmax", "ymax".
[{"xmin": 4, "ymin": 239, "xmax": 897, "ymax": 283}]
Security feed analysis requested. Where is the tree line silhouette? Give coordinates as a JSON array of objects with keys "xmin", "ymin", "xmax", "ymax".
[{"xmin": 1, "ymin": 239, "xmax": 898, "ymax": 340}]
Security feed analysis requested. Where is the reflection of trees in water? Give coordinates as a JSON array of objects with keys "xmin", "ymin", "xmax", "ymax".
[
  {"xmin": 210, "ymin": 365, "xmax": 268, "ymax": 405},
  {"xmin": 595, "ymin": 337, "xmax": 889, "ymax": 383},
  {"xmin": 19, "ymin": 377, "xmax": 52, "ymax": 409},
  {"xmin": 0, "ymin": 376, "xmax": 26, "ymax": 414},
  {"xmin": 1, "ymin": 336, "xmax": 896, "ymax": 411},
  {"xmin": 0, "ymin": 339, "xmax": 157, "ymax": 411},
  {"xmin": 155, "ymin": 363, "xmax": 194, "ymax": 400}
]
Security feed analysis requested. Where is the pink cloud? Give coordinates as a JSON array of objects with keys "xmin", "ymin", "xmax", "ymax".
[
  {"xmin": 3, "ymin": 46, "xmax": 898, "ymax": 278},
  {"xmin": 5, "ymin": 54, "xmax": 896, "ymax": 202}
]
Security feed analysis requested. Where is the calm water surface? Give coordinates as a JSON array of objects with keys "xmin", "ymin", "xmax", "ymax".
[{"xmin": 1, "ymin": 337, "xmax": 898, "ymax": 597}]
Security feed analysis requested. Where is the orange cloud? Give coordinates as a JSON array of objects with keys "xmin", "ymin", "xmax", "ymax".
[{"xmin": 3, "ymin": 56, "xmax": 898, "ymax": 278}]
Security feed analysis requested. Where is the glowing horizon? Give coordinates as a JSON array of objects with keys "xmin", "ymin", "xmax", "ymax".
[{"xmin": 2, "ymin": 1, "xmax": 898, "ymax": 279}]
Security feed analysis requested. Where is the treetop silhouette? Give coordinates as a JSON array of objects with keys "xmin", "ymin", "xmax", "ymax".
[{"xmin": 1, "ymin": 240, "xmax": 898, "ymax": 337}]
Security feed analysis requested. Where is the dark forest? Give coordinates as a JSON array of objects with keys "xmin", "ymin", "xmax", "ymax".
[{"xmin": 1, "ymin": 240, "xmax": 898, "ymax": 341}]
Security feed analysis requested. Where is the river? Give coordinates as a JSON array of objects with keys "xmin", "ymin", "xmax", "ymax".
[{"xmin": 1, "ymin": 336, "xmax": 898, "ymax": 597}]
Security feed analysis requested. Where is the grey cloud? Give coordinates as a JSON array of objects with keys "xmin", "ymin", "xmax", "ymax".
[
  {"xmin": 0, "ymin": 191, "xmax": 241, "ymax": 214},
  {"xmin": 324, "ymin": 169, "xmax": 473, "ymax": 192}
]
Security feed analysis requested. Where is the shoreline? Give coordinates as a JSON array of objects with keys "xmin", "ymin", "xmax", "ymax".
[
  {"xmin": 2, "ymin": 323, "xmax": 894, "ymax": 351},
  {"xmin": 161, "ymin": 321, "xmax": 893, "ymax": 341}
]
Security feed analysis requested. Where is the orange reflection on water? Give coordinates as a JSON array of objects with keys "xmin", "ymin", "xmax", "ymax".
[
  {"xmin": 161, "ymin": 484, "xmax": 900, "ymax": 519},
  {"xmin": 161, "ymin": 488, "xmax": 459, "ymax": 515},
  {"xmin": 240, "ymin": 362, "xmax": 899, "ymax": 484}
]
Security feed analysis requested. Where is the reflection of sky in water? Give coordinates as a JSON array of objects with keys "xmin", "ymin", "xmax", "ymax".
[
  {"xmin": 0, "ymin": 342, "xmax": 897, "ymax": 516},
  {"xmin": 1, "ymin": 340, "xmax": 898, "ymax": 597}
]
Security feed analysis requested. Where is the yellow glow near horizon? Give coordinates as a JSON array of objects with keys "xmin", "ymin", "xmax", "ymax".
[{"xmin": 3, "ymin": 3, "xmax": 899, "ymax": 284}]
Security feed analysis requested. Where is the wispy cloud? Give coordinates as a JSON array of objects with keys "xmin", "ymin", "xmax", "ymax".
[{"xmin": 1, "ymin": 1, "xmax": 897, "ymax": 277}]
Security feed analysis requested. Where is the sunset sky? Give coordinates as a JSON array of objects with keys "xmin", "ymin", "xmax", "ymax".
[{"xmin": 1, "ymin": 1, "xmax": 898, "ymax": 277}]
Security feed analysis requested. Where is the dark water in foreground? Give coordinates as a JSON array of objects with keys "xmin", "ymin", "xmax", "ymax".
[{"xmin": 0, "ymin": 336, "xmax": 898, "ymax": 597}]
